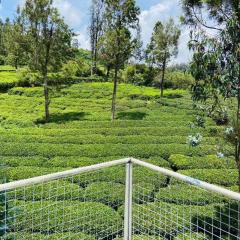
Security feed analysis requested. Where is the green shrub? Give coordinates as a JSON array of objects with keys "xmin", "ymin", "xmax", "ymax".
[
  {"xmin": 116, "ymin": 235, "xmax": 164, "ymax": 239},
  {"xmin": 171, "ymin": 169, "xmax": 238, "ymax": 187},
  {"xmin": 7, "ymin": 180, "xmax": 83, "ymax": 201},
  {"xmin": 6, "ymin": 232, "xmax": 96, "ymax": 239},
  {"xmin": 155, "ymin": 185, "xmax": 224, "ymax": 205},
  {"xmin": 17, "ymin": 69, "xmax": 42, "ymax": 87},
  {"xmin": 169, "ymin": 154, "xmax": 236, "ymax": 170},
  {"xmin": 0, "ymin": 71, "xmax": 18, "ymax": 92},
  {"xmin": 133, "ymin": 182, "xmax": 155, "ymax": 203},
  {"xmin": 84, "ymin": 182, "xmax": 125, "ymax": 208},
  {"xmin": 6, "ymin": 166, "xmax": 65, "ymax": 181},
  {"xmin": 9, "ymin": 201, "xmax": 122, "ymax": 238},
  {"xmin": 194, "ymin": 202, "xmax": 239, "ymax": 238},
  {"xmin": 118, "ymin": 202, "xmax": 216, "ymax": 236},
  {"xmin": 0, "ymin": 142, "xmax": 218, "ymax": 160},
  {"xmin": 164, "ymin": 71, "xmax": 194, "ymax": 89},
  {"xmin": 175, "ymin": 232, "xmax": 208, "ymax": 239}
]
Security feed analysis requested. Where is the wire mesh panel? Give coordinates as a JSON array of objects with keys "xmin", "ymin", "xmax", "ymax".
[
  {"xmin": 1, "ymin": 159, "xmax": 240, "ymax": 240},
  {"xmin": 0, "ymin": 165, "xmax": 126, "ymax": 240},
  {"xmin": 131, "ymin": 164, "xmax": 240, "ymax": 240}
]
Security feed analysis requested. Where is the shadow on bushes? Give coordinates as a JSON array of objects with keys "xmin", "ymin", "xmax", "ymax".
[
  {"xmin": 36, "ymin": 112, "xmax": 87, "ymax": 124},
  {"xmin": 117, "ymin": 111, "xmax": 148, "ymax": 120},
  {"xmin": 192, "ymin": 202, "xmax": 240, "ymax": 239},
  {"xmin": 164, "ymin": 94, "xmax": 183, "ymax": 99}
]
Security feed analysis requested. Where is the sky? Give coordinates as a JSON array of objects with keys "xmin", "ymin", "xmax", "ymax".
[{"xmin": 0, "ymin": 0, "xmax": 192, "ymax": 64}]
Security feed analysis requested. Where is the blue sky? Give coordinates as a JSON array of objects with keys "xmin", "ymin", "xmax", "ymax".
[{"xmin": 0, "ymin": 0, "xmax": 191, "ymax": 64}]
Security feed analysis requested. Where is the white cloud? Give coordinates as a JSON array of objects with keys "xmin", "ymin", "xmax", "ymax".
[
  {"xmin": 75, "ymin": 29, "xmax": 90, "ymax": 50},
  {"xmin": 18, "ymin": 0, "xmax": 83, "ymax": 28},
  {"xmin": 53, "ymin": 0, "xmax": 82, "ymax": 28},
  {"xmin": 139, "ymin": 0, "xmax": 191, "ymax": 64}
]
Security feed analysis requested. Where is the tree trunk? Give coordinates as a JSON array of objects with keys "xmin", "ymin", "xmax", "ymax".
[
  {"xmin": 111, "ymin": 67, "xmax": 118, "ymax": 121},
  {"xmin": 43, "ymin": 72, "xmax": 50, "ymax": 123},
  {"xmin": 160, "ymin": 58, "xmax": 166, "ymax": 98},
  {"xmin": 236, "ymin": 89, "xmax": 240, "ymax": 192},
  {"xmin": 107, "ymin": 65, "xmax": 110, "ymax": 77},
  {"xmin": 93, "ymin": 48, "xmax": 97, "ymax": 75}
]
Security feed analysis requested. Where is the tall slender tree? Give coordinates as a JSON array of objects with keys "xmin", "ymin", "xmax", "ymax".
[
  {"xmin": 99, "ymin": 0, "xmax": 140, "ymax": 120},
  {"xmin": 146, "ymin": 19, "xmax": 181, "ymax": 97},
  {"xmin": 182, "ymin": 0, "xmax": 240, "ymax": 191},
  {"xmin": 89, "ymin": 0, "xmax": 104, "ymax": 76},
  {"xmin": 18, "ymin": 0, "xmax": 74, "ymax": 122}
]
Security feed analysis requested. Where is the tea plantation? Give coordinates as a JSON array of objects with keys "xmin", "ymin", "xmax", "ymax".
[{"xmin": 0, "ymin": 72, "xmax": 238, "ymax": 239}]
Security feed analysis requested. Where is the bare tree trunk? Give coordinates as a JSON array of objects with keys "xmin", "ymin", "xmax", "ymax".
[
  {"xmin": 43, "ymin": 71, "xmax": 49, "ymax": 123},
  {"xmin": 236, "ymin": 89, "xmax": 240, "ymax": 192},
  {"xmin": 111, "ymin": 67, "xmax": 118, "ymax": 121},
  {"xmin": 160, "ymin": 57, "xmax": 166, "ymax": 98},
  {"xmin": 107, "ymin": 65, "xmax": 110, "ymax": 77}
]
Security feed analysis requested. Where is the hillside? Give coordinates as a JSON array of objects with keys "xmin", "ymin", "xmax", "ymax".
[{"xmin": 0, "ymin": 81, "xmax": 238, "ymax": 239}]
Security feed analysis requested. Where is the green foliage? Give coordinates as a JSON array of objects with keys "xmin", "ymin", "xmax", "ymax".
[
  {"xmin": 62, "ymin": 59, "xmax": 91, "ymax": 78},
  {"xmin": 5, "ymin": 232, "xmax": 96, "ymax": 240},
  {"xmin": 156, "ymin": 184, "xmax": 224, "ymax": 205},
  {"xmin": 175, "ymin": 232, "xmax": 208, "ymax": 239},
  {"xmin": 9, "ymin": 201, "xmax": 122, "ymax": 238},
  {"xmin": 0, "ymin": 71, "xmax": 18, "ymax": 92},
  {"xmin": 116, "ymin": 235, "xmax": 164, "ymax": 240},
  {"xmin": 169, "ymin": 154, "xmax": 236, "ymax": 170},
  {"xmin": 84, "ymin": 182, "xmax": 125, "ymax": 207},
  {"xmin": 118, "ymin": 202, "xmax": 216, "ymax": 236},
  {"xmin": 7, "ymin": 180, "xmax": 83, "ymax": 201},
  {"xmin": 164, "ymin": 71, "xmax": 194, "ymax": 89},
  {"xmin": 171, "ymin": 169, "xmax": 238, "ymax": 187}
]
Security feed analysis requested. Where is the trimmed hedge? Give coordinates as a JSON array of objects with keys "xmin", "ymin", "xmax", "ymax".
[
  {"xmin": 9, "ymin": 201, "xmax": 122, "ymax": 238},
  {"xmin": 169, "ymin": 154, "xmax": 236, "ymax": 170},
  {"xmin": 0, "ymin": 142, "xmax": 218, "ymax": 159},
  {"xmin": 116, "ymin": 235, "xmax": 164, "ymax": 239},
  {"xmin": 5, "ymin": 232, "xmax": 95, "ymax": 239},
  {"xmin": 0, "ymin": 134, "xmax": 220, "ymax": 146},
  {"xmin": 73, "ymin": 166, "xmax": 168, "ymax": 188},
  {"xmin": 155, "ymin": 185, "xmax": 224, "ymax": 205},
  {"xmin": 118, "ymin": 202, "xmax": 216, "ymax": 236},
  {"xmin": 84, "ymin": 182, "xmax": 125, "ymax": 208},
  {"xmin": 7, "ymin": 180, "xmax": 83, "ymax": 201},
  {"xmin": 175, "ymin": 232, "xmax": 208, "ymax": 239},
  {"xmin": 133, "ymin": 183, "xmax": 155, "ymax": 204},
  {"xmin": 171, "ymin": 169, "xmax": 238, "ymax": 187},
  {"xmin": 6, "ymin": 166, "xmax": 66, "ymax": 181}
]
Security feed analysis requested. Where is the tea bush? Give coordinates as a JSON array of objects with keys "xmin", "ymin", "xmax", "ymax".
[
  {"xmin": 155, "ymin": 185, "xmax": 223, "ymax": 205},
  {"xmin": 171, "ymin": 169, "xmax": 238, "ymax": 187},
  {"xmin": 175, "ymin": 232, "xmax": 208, "ymax": 239},
  {"xmin": 169, "ymin": 154, "xmax": 236, "ymax": 170},
  {"xmin": 9, "ymin": 201, "xmax": 122, "ymax": 239},
  {"xmin": 118, "ymin": 202, "xmax": 216, "ymax": 236},
  {"xmin": 6, "ymin": 232, "xmax": 96, "ymax": 240}
]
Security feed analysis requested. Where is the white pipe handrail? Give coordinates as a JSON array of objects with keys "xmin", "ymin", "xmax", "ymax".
[
  {"xmin": 131, "ymin": 158, "xmax": 240, "ymax": 201},
  {"xmin": 1, "ymin": 157, "xmax": 240, "ymax": 201},
  {"xmin": 0, "ymin": 158, "xmax": 130, "ymax": 192}
]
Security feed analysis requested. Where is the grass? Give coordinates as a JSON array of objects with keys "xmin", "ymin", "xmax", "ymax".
[{"xmin": 0, "ymin": 75, "xmax": 237, "ymax": 239}]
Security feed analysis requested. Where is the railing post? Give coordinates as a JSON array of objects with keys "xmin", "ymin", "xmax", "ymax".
[{"xmin": 124, "ymin": 160, "xmax": 133, "ymax": 240}]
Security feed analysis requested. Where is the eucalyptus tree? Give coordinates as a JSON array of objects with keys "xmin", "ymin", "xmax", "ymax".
[
  {"xmin": 89, "ymin": 0, "xmax": 105, "ymax": 75},
  {"xmin": 19, "ymin": 0, "xmax": 74, "ymax": 122},
  {"xmin": 182, "ymin": 0, "xmax": 240, "ymax": 190},
  {"xmin": 98, "ymin": 0, "xmax": 140, "ymax": 120},
  {"xmin": 146, "ymin": 19, "xmax": 181, "ymax": 97},
  {"xmin": 4, "ymin": 7, "xmax": 28, "ymax": 69}
]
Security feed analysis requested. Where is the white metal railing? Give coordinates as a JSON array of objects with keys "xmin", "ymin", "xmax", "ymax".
[{"xmin": 0, "ymin": 157, "xmax": 240, "ymax": 239}]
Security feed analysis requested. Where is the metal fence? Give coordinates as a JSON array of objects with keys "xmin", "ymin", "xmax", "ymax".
[{"xmin": 0, "ymin": 157, "xmax": 240, "ymax": 240}]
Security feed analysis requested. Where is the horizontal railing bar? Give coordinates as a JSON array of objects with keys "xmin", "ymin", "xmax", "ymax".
[
  {"xmin": 131, "ymin": 158, "xmax": 240, "ymax": 201},
  {"xmin": 1, "ymin": 157, "xmax": 240, "ymax": 201},
  {"xmin": 0, "ymin": 158, "xmax": 131, "ymax": 192}
]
